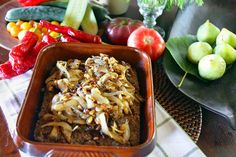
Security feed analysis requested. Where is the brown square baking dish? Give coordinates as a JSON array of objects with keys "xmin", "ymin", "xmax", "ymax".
[{"xmin": 14, "ymin": 43, "xmax": 156, "ymax": 157}]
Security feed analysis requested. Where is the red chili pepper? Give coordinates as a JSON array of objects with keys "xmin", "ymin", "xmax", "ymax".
[
  {"xmin": 18, "ymin": 0, "xmax": 50, "ymax": 6},
  {"xmin": 9, "ymin": 31, "xmax": 38, "ymax": 74},
  {"xmin": 60, "ymin": 34, "xmax": 80, "ymax": 42},
  {"xmin": 0, "ymin": 61, "xmax": 18, "ymax": 79},
  {"xmin": 67, "ymin": 29, "xmax": 102, "ymax": 43},
  {"xmin": 0, "ymin": 32, "xmax": 57, "ymax": 79},
  {"xmin": 10, "ymin": 48, "xmax": 39, "ymax": 74},
  {"xmin": 21, "ymin": 52, "xmax": 38, "ymax": 70},
  {"xmin": 40, "ymin": 20, "xmax": 102, "ymax": 44},
  {"xmin": 33, "ymin": 42, "xmax": 48, "ymax": 56},
  {"xmin": 9, "ymin": 51, "xmax": 33, "ymax": 74},
  {"xmin": 20, "ymin": 31, "xmax": 39, "ymax": 43},
  {"xmin": 1, "ymin": 33, "xmax": 58, "ymax": 79},
  {"xmin": 9, "ymin": 31, "xmax": 38, "ymax": 61},
  {"xmin": 33, "ymin": 34, "xmax": 58, "ymax": 57},
  {"xmin": 11, "ymin": 61, "xmax": 30, "ymax": 74},
  {"xmin": 42, "ymin": 34, "xmax": 58, "ymax": 44}
]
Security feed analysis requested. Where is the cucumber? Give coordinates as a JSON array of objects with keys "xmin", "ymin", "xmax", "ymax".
[
  {"xmin": 62, "ymin": 0, "xmax": 88, "ymax": 29},
  {"xmin": 5, "ymin": 6, "xmax": 65, "ymax": 22},
  {"xmin": 41, "ymin": 0, "xmax": 68, "ymax": 9},
  {"xmin": 81, "ymin": 5, "xmax": 98, "ymax": 35}
]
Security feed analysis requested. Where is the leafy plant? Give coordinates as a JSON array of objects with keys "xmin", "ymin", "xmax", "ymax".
[{"xmin": 166, "ymin": 0, "xmax": 204, "ymax": 10}]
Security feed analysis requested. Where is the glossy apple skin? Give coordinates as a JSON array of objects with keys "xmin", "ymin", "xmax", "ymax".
[
  {"xmin": 106, "ymin": 18, "xmax": 143, "ymax": 45},
  {"xmin": 127, "ymin": 26, "xmax": 165, "ymax": 61}
]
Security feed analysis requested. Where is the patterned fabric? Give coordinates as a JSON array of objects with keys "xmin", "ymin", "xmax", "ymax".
[{"xmin": 0, "ymin": 70, "xmax": 206, "ymax": 157}]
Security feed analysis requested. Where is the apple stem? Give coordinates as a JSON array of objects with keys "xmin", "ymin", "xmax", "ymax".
[{"xmin": 177, "ymin": 72, "xmax": 188, "ymax": 88}]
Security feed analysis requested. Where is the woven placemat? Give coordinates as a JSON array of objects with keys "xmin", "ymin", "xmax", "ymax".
[{"xmin": 153, "ymin": 62, "xmax": 202, "ymax": 143}]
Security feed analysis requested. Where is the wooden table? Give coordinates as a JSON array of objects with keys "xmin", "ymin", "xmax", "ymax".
[{"xmin": 0, "ymin": 0, "xmax": 236, "ymax": 157}]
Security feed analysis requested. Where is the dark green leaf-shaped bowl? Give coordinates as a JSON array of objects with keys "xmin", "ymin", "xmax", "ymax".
[{"xmin": 163, "ymin": 0, "xmax": 236, "ymax": 129}]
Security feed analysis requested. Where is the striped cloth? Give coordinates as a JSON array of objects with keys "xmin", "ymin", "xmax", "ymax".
[{"xmin": 0, "ymin": 70, "xmax": 206, "ymax": 157}]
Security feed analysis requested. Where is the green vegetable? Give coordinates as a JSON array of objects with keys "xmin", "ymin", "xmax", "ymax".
[
  {"xmin": 166, "ymin": 0, "xmax": 204, "ymax": 10},
  {"xmin": 81, "ymin": 5, "xmax": 98, "ymax": 35},
  {"xmin": 41, "ymin": 0, "xmax": 68, "ymax": 8},
  {"xmin": 166, "ymin": 35, "xmax": 206, "ymax": 87},
  {"xmin": 5, "ymin": 6, "xmax": 65, "ymax": 22},
  {"xmin": 62, "ymin": 0, "xmax": 88, "ymax": 29},
  {"xmin": 41, "ymin": 0, "xmax": 110, "ymax": 24}
]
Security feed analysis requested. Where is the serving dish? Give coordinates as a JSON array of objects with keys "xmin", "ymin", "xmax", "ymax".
[
  {"xmin": 14, "ymin": 42, "xmax": 155, "ymax": 157},
  {"xmin": 163, "ymin": 0, "xmax": 236, "ymax": 129}
]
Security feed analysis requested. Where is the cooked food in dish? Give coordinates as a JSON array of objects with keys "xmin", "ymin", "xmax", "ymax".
[{"xmin": 34, "ymin": 54, "xmax": 143, "ymax": 146}]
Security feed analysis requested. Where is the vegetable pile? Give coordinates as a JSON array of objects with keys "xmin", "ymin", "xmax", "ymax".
[
  {"xmin": 40, "ymin": 20, "xmax": 101, "ymax": 43},
  {"xmin": 104, "ymin": 18, "xmax": 166, "ymax": 61},
  {"xmin": 166, "ymin": 20, "xmax": 236, "ymax": 87},
  {"xmin": 6, "ymin": 0, "xmax": 109, "ymax": 34},
  {"xmin": 2, "ymin": 0, "xmax": 167, "ymax": 79},
  {"xmin": 2, "ymin": 0, "xmax": 109, "ymax": 79},
  {"xmin": 0, "ymin": 31, "xmax": 57, "ymax": 79},
  {"xmin": 7, "ymin": 20, "xmax": 61, "ymax": 40},
  {"xmin": 1, "ymin": 18, "xmax": 104, "ymax": 79}
]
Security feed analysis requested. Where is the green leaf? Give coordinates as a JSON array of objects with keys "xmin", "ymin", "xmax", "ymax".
[{"xmin": 166, "ymin": 35, "xmax": 205, "ymax": 80}]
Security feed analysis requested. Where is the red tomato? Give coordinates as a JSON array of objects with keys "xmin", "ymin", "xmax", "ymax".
[
  {"xmin": 127, "ymin": 26, "xmax": 165, "ymax": 61},
  {"xmin": 106, "ymin": 18, "xmax": 143, "ymax": 45}
]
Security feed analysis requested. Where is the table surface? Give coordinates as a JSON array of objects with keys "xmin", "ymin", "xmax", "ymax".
[{"xmin": 0, "ymin": 0, "xmax": 236, "ymax": 157}]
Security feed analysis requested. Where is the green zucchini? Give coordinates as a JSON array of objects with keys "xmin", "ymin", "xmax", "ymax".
[
  {"xmin": 5, "ymin": 6, "xmax": 65, "ymax": 22},
  {"xmin": 62, "ymin": 0, "xmax": 88, "ymax": 29},
  {"xmin": 81, "ymin": 5, "xmax": 98, "ymax": 35}
]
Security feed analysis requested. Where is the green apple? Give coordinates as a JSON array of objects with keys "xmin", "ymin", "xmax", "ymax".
[
  {"xmin": 187, "ymin": 42, "xmax": 213, "ymax": 64},
  {"xmin": 197, "ymin": 20, "xmax": 220, "ymax": 44},
  {"xmin": 216, "ymin": 28, "xmax": 236, "ymax": 48},
  {"xmin": 214, "ymin": 43, "xmax": 236, "ymax": 64},
  {"xmin": 198, "ymin": 54, "xmax": 226, "ymax": 80}
]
